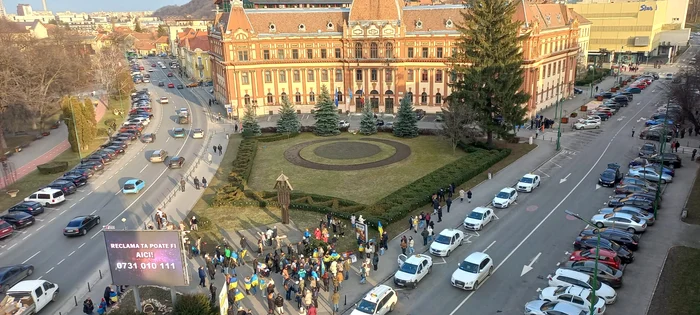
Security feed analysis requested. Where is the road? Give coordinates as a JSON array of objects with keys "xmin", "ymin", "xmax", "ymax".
[
  {"xmin": 0, "ymin": 57, "xmax": 211, "ymax": 313},
  {"xmin": 377, "ymin": 51, "xmax": 699, "ymax": 314}
]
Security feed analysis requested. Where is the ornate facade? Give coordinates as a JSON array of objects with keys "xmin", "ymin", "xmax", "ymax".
[{"xmin": 209, "ymin": 0, "xmax": 583, "ymax": 118}]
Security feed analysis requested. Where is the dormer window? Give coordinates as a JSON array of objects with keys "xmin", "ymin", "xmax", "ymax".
[
  {"xmin": 299, "ymin": 24, "xmax": 306, "ymax": 31},
  {"xmin": 269, "ymin": 23, "xmax": 276, "ymax": 32},
  {"xmin": 327, "ymin": 22, "xmax": 334, "ymax": 30},
  {"xmin": 445, "ymin": 19, "xmax": 453, "ymax": 28},
  {"xmin": 416, "ymin": 20, "xmax": 423, "ymax": 29}
]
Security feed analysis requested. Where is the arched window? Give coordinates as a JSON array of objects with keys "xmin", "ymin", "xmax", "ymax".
[
  {"xmin": 435, "ymin": 93, "xmax": 442, "ymax": 104},
  {"xmin": 336, "ymin": 91, "xmax": 343, "ymax": 102},
  {"xmin": 406, "ymin": 92, "xmax": 413, "ymax": 104},
  {"xmin": 370, "ymin": 42, "xmax": 378, "ymax": 58},
  {"xmin": 355, "ymin": 43, "xmax": 363, "ymax": 58},
  {"xmin": 281, "ymin": 92, "xmax": 288, "ymax": 102},
  {"xmin": 295, "ymin": 92, "xmax": 302, "ymax": 103},
  {"xmin": 244, "ymin": 94, "xmax": 251, "ymax": 105},
  {"xmin": 385, "ymin": 43, "xmax": 393, "ymax": 58},
  {"xmin": 266, "ymin": 93, "xmax": 273, "ymax": 104},
  {"xmin": 421, "ymin": 92, "xmax": 428, "ymax": 104},
  {"xmin": 309, "ymin": 91, "xmax": 316, "ymax": 102}
]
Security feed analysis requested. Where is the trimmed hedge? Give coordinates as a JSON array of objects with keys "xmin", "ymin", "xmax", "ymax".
[
  {"xmin": 256, "ymin": 133, "xmax": 300, "ymax": 142},
  {"xmin": 36, "ymin": 161, "xmax": 69, "ymax": 174},
  {"xmin": 230, "ymin": 138, "xmax": 258, "ymax": 182},
  {"xmin": 360, "ymin": 148, "xmax": 511, "ymax": 224}
]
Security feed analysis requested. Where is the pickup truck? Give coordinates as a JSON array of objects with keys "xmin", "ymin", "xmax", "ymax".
[{"xmin": 1, "ymin": 280, "xmax": 59, "ymax": 314}]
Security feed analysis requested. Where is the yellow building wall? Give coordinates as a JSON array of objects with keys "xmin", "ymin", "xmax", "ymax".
[
  {"xmin": 568, "ymin": 1, "xmax": 667, "ymax": 53},
  {"xmin": 183, "ymin": 50, "xmax": 212, "ymax": 82}
]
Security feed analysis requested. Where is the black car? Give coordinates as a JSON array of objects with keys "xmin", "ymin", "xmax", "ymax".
[
  {"xmin": 82, "ymin": 155, "xmax": 107, "ymax": 165},
  {"xmin": 61, "ymin": 174, "xmax": 88, "ymax": 187},
  {"xmin": 579, "ymin": 227, "xmax": 640, "ymax": 251},
  {"xmin": 168, "ymin": 156, "xmax": 185, "ymax": 169},
  {"xmin": 597, "ymin": 92, "xmax": 614, "ymax": 99},
  {"xmin": 612, "ymin": 95, "xmax": 630, "ymax": 105},
  {"xmin": 106, "ymin": 145, "xmax": 125, "ymax": 155},
  {"xmin": 599, "ymin": 164, "xmax": 622, "ymax": 187},
  {"xmin": 614, "ymin": 185, "xmax": 650, "ymax": 195},
  {"xmin": 602, "ymin": 101, "xmax": 623, "ymax": 110},
  {"xmin": 619, "ymin": 177, "xmax": 658, "ymax": 191},
  {"xmin": 608, "ymin": 197, "xmax": 654, "ymax": 211},
  {"xmin": 46, "ymin": 180, "xmax": 77, "ymax": 195},
  {"xmin": 109, "ymin": 136, "xmax": 131, "ymax": 143},
  {"xmin": 592, "ymin": 112, "xmax": 610, "ymax": 121},
  {"xmin": 573, "ymin": 236, "xmax": 634, "ymax": 264},
  {"xmin": 79, "ymin": 160, "xmax": 104, "ymax": 172},
  {"xmin": 122, "ymin": 129, "xmax": 142, "ymax": 138},
  {"xmin": 639, "ymin": 143, "xmax": 657, "ymax": 157},
  {"xmin": 640, "ymin": 129, "xmax": 673, "ymax": 142},
  {"xmin": 158, "ymin": 81, "xmax": 165, "ymax": 87},
  {"xmin": 116, "ymin": 132, "xmax": 138, "ymax": 141},
  {"xmin": 648, "ymin": 153, "xmax": 682, "ymax": 168},
  {"xmin": 562, "ymin": 261, "xmax": 623, "ymax": 288},
  {"xmin": 99, "ymin": 148, "xmax": 118, "ymax": 158},
  {"xmin": 8, "ymin": 201, "xmax": 45, "ymax": 216},
  {"xmin": 0, "ymin": 212, "xmax": 35, "ymax": 229},
  {"xmin": 63, "ymin": 215, "xmax": 101, "ymax": 236},
  {"xmin": 573, "ymin": 87, "xmax": 583, "ymax": 94},
  {"xmin": 65, "ymin": 168, "xmax": 94, "ymax": 179},
  {"xmin": 177, "ymin": 84, "xmax": 184, "ymax": 89},
  {"xmin": 0, "ymin": 264, "xmax": 35, "ymax": 293},
  {"xmin": 110, "ymin": 140, "xmax": 129, "ymax": 149}
]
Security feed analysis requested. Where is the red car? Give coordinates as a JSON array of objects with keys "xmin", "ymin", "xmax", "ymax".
[
  {"xmin": 151, "ymin": 64, "xmax": 156, "ymax": 67},
  {"xmin": 0, "ymin": 220, "xmax": 13, "ymax": 239},
  {"xmin": 167, "ymin": 72, "xmax": 173, "ymax": 77},
  {"xmin": 139, "ymin": 66, "xmax": 144, "ymax": 70},
  {"xmin": 168, "ymin": 83, "xmax": 175, "ymax": 88},
  {"xmin": 569, "ymin": 248, "xmax": 622, "ymax": 270}
]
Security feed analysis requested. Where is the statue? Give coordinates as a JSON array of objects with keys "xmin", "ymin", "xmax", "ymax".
[{"xmin": 275, "ymin": 173, "xmax": 293, "ymax": 224}]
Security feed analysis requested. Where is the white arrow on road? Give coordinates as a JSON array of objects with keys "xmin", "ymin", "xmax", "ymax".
[
  {"xmin": 521, "ymin": 252, "xmax": 542, "ymax": 277},
  {"xmin": 596, "ymin": 184, "xmax": 602, "ymax": 190},
  {"xmin": 560, "ymin": 173, "xmax": 571, "ymax": 184}
]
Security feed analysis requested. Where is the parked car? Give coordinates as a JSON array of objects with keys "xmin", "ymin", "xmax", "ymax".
[
  {"xmin": 647, "ymin": 153, "xmax": 682, "ymax": 168},
  {"xmin": 538, "ymin": 286, "xmax": 606, "ymax": 314},
  {"xmin": 492, "ymin": 187, "xmax": 518, "ymax": 208},
  {"xmin": 573, "ymin": 236, "xmax": 634, "ymax": 264},
  {"xmin": 429, "ymin": 229, "xmax": 464, "ymax": 257},
  {"xmin": 591, "ymin": 212, "xmax": 647, "ymax": 233},
  {"xmin": 562, "ymin": 261, "xmax": 623, "ymax": 289},
  {"xmin": 569, "ymin": 248, "xmax": 622, "ymax": 270},
  {"xmin": 579, "ymin": 228, "xmax": 640, "ymax": 251},
  {"xmin": 394, "ymin": 254, "xmax": 432, "ymax": 288},
  {"xmin": 598, "ymin": 164, "xmax": 622, "ymax": 187},
  {"xmin": 639, "ymin": 129, "xmax": 672, "ymax": 142},
  {"xmin": 598, "ymin": 206, "xmax": 655, "ymax": 226},
  {"xmin": 60, "ymin": 174, "xmax": 88, "ymax": 187},
  {"xmin": 517, "ymin": 174, "xmax": 541, "ymax": 192},
  {"xmin": 65, "ymin": 168, "xmax": 94, "ymax": 178},
  {"xmin": 524, "ymin": 300, "xmax": 596, "ymax": 315},
  {"xmin": 463, "ymin": 207, "xmax": 495, "ymax": 231},
  {"xmin": 638, "ymin": 143, "xmax": 657, "ymax": 157},
  {"xmin": 628, "ymin": 168, "xmax": 673, "ymax": 183},
  {"xmin": 0, "ymin": 212, "xmax": 35, "ymax": 229},
  {"xmin": 45, "ymin": 180, "xmax": 77, "ymax": 195},
  {"xmin": 451, "ymin": 252, "xmax": 493, "ymax": 290},
  {"xmin": 547, "ymin": 268, "xmax": 617, "ymax": 304},
  {"xmin": 619, "ymin": 177, "xmax": 657, "ymax": 191},
  {"xmin": 7, "ymin": 201, "xmax": 44, "ymax": 216},
  {"xmin": 614, "ymin": 184, "xmax": 651, "ymax": 195}
]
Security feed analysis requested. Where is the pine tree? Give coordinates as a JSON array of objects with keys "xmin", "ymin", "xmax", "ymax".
[
  {"xmin": 449, "ymin": 0, "xmax": 530, "ymax": 146},
  {"xmin": 313, "ymin": 86, "xmax": 340, "ymax": 136},
  {"xmin": 277, "ymin": 97, "xmax": 301, "ymax": 134},
  {"xmin": 241, "ymin": 104, "xmax": 261, "ymax": 137},
  {"xmin": 393, "ymin": 97, "xmax": 419, "ymax": 138},
  {"xmin": 359, "ymin": 99, "xmax": 377, "ymax": 135},
  {"xmin": 134, "ymin": 20, "xmax": 143, "ymax": 33},
  {"xmin": 61, "ymin": 97, "xmax": 91, "ymax": 154},
  {"xmin": 81, "ymin": 98, "xmax": 97, "ymax": 146}
]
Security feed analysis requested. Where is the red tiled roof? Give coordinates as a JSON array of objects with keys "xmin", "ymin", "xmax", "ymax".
[
  {"xmin": 134, "ymin": 40, "xmax": 155, "ymax": 51},
  {"xmin": 349, "ymin": 0, "xmax": 403, "ymax": 21},
  {"xmin": 188, "ymin": 34, "xmax": 210, "ymax": 51},
  {"xmin": 155, "ymin": 35, "xmax": 169, "ymax": 43}
]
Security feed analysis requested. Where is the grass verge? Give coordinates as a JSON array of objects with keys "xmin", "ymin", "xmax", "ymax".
[
  {"xmin": 0, "ymin": 98, "xmax": 129, "ymax": 210},
  {"xmin": 117, "ymin": 285, "xmax": 174, "ymax": 314},
  {"xmin": 648, "ymin": 246, "xmax": 700, "ymax": 315},
  {"xmin": 682, "ymin": 167, "xmax": 700, "ymax": 225}
]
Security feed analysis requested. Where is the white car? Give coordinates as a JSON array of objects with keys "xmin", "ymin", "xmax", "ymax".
[
  {"xmin": 586, "ymin": 115, "xmax": 602, "ymax": 123},
  {"xmin": 159, "ymin": 97, "xmax": 169, "ymax": 104},
  {"xmin": 574, "ymin": 119, "xmax": 601, "ymax": 130},
  {"xmin": 192, "ymin": 128, "xmax": 204, "ymax": 139},
  {"xmin": 339, "ymin": 120, "xmax": 350, "ymax": 128},
  {"xmin": 161, "ymin": 65, "xmax": 167, "ymax": 69},
  {"xmin": 429, "ymin": 229, "xmax": 464, "ymax": 257},
  {"xmin": 517, "ymin": 173, "xmax": 541, "ymax": 192},
  {"xmin": 539, "ymin": 286, "xmax": 606, "ymax": 314},
  {"xmin": 492, "ymin": 187, "xmax": 517, "ymax": 208},
  {"xmin": 463, "ymin": 207, "xmax": 495, "ymax": 230},
  {"xmin": 143, "ymin": 78, "xmax": 150, "ymax": 83},
  {"xmin": 148, "ymin": 69, "xmax": 154, "ymax": 72},
  {"xmin": 394, "ymin": 254, "xmax": 432, "ymax": 288},
  {"xmin": 548, "ymin": 269, "xmax": 617, "ymax": 304},
  {"xmin": 524, "ymin": 300, "xmax": 593, "ymax": 315},
  {"xmin": 25, "ymin": 188, "xmax": 66, "ymax": 206},
  {"xmin": 451, "ymin": 252, "xmax": 493, "ymax": 290}
]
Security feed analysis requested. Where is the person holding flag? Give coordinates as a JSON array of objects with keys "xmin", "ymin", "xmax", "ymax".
[
  {"xmin": 334, "ymin": 89, "xmax": 339, "ymax": 107},
  {"xmin": 378, "ymin": 221, "xmax": 386, "ymax": 255}
]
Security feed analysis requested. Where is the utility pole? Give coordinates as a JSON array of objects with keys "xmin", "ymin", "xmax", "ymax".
[
  {"xmin": 653, "ymin": 100, "xmax": 670, "ymax": 219},
  {"xmin": 566, "ymin": 210, "xmax": 600, "ymax": 315},
  {"xmin": 617, "ymin": 46, "xmax": 625, "ymax": 85},
  {"xmin": 555, "ymin": 69, "xmax": 565, "ymax": 151}
]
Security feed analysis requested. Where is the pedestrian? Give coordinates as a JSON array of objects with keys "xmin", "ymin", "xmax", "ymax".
[
  {"xmin": 103, "ymin": 287, "xmax": 114, "ymax": 307},
  {"xmin": 682, "ymin": 128, "xmax": 686, "ymax": 139},
  {"xmin": 446, "ymin": 196, "xmax": 452, "ymax": 213},
  {"xmin": 218, "ymin": 144, "xmax": 223, "ymax": 156},
  {"xmin": 213, "ymin": 145, "xmax": 217, "ymax": 154},
  {"xmin": 359, "ymin": 264, "xmax": 367, "ymax": 284},
  {"xmin": 235, "ymin": 123, "xmax": 239, "ymax": 133},
  {"xmin": 632, "ymin": 127, "xmax": 635, "ymax": 137},
  {"xmin": 437, "ymin": 206, "xmax": 443, "ymax": 222},
  {"xmin": 412, "ymin": 216, "xmax": 418, "ymax": 233},
  {"xmin": 180, "ymin": 176, "xmax": 186, "ymax": 192},
  {"xmin": 267, "ymin": 291, "xmax": 276, "ymax": 315},
  {"xmin": 595, "ymin": 85, "xmax": 599, "ymax": 93},
  {"xmin": 694, "ymin": 149, "xmax": 698, "ymax": 161},
  {"xmin": 194, "ymin": 177, "xmax": 200, "ymax": 190},
  {"xmin": 675, "ymin": 141, "xmax": 681, "ymax": 152},
  {"xmin": 400, "ymin": 236, "xmax": 407, "ymax": 255},
  {"xmin": 199, "ymin": 266, "xmax": 207, "ymax": 287},
  {"xmin": 332, "ymin": 290, "xmax": 340, "ymax": 313},
  {"xmin": 427, "ymin": 225, "xmax": 434, "ymax": 243},
  {"xmin": 408, "ymin": 216, "xmax": 414, "ymax": 231},
  {"xmin": 83, "ymin": 297, "xmax": 95, "ymax": 314},
  {"xmin": 202, "ymin": 177, "xmax": 208, "ymax": 188},
  {"xmin": 372, "ymin": 252, "xmax": 379, "ymax": 271},
  {"xmin": 408, "ymin": 236, "xmax": 415, "ymax": 255},
  {"xmin": 190, "ymin": 216, "xmax": 199, "ymax": 230},
  {"xmin": 209, "ymin": 283, "xmax": 217, "ymax": 304},
  {"xmin": 97, "ymin": 299, "xmax": 107, "ymax": 315},
  {"xmin": 421, "ymin": 228, "xmax": 429, "ymax": 246},
  {"xmin": 344, "ymin": 258, "xmax": 350, "ymax": 280},
  {"xmin": 381, "ymin": 231, "xmax": 388, "ymax": 251},
  {"xmin": 467, "ymin": 189, "xmax": 472, "ymax": 203}
]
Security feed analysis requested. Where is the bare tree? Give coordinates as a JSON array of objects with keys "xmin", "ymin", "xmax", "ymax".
[
  {"xmin": 441, "ymin": 101, "xmax": 480, "ymax": 154},
  {"xmin": 92, "ymin": 46, "xmax": 125, "ymax": 106},
  {"xmin": 668, "ymin": 68, "xmax": 700, "ymax": 132}
]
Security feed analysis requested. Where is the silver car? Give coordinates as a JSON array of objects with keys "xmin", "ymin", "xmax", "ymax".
[
  {"xmin": 591, "ymin": 212, "xmax": 647, "ymax": 233},
  {"xmin": 598, "ymin": 206, "xmax": 655, "ymax": 225},
  {"xmin": 524, "ymin": 300, "xmax": 588, "ymax": 315},
  {"xmin": 628, "ymin": 167, "xmax": 672, "ymax": 184}
]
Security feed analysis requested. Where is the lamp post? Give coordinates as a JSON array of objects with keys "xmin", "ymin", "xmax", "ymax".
[
  {"xmin": 617, "ymin": 46, "xmax": 624, "ymax": 85},
  {"xmin": 653, "ymin": 101, "xmax": 671, "ymax": 219},
  {"xmin": 555, "ymin": 73, "xmax": 564, "ymax": 151},
  {"xmin": 565, "ymin": 210, "xmax": 600, "ymax": 315},
  {"xmin": 63, "ymin": 100, "xmax": 82, "ymax": 159}
]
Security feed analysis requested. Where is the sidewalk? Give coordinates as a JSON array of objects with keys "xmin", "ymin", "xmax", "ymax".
[{"xmin": 0, "ymin": 100, "xmax": 107, "ymax": 189}]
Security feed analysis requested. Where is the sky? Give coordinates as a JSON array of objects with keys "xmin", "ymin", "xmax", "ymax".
[{"xmin": 4, "ymin": 0, "xmax": 190, "ymax": 14}]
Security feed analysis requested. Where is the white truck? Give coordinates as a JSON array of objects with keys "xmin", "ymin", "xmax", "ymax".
[{"xmin": 0, "ymin": 280, "xmax": 59, "ymax": 314}]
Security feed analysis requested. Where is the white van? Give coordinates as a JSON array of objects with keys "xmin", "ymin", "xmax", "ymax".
[
  {"xmin": 24, "ymin": 188, "xmax": 65, "ymax": 206},
  {"xmin": 350, "ymin": 284, "xmax": 397, "ymax": 315},
  {"xmin": 5, "ymin": 280, "xmax": 59, "ymax": 314}
]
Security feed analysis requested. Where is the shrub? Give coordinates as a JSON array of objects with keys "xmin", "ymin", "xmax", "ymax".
[
  {"xmin": 36, "ymin": 161, "xmax": 69, "ymax": 174},
  {"xmin": 257, "ymin": 133, "xmax": 300, "ymax": 143},
  {"xmin": 96, "ymin": 128, "xmax": 109, "ymax": 137},
  {"xmin": 172, "ymin": 293, "xmax": 217, "ymax": 315},
  {"xmin": 231, "ymin": 138, "xmax": 258, "ymax": 182}
]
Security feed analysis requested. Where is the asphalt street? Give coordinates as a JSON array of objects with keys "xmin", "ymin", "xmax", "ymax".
[
  {"xmin": 0, "ymin": 57, "xmax": 211, "ymax": 313},
  {"xmin": 377, "ymin": 56, "xmax": 698, "ymax": 314}
]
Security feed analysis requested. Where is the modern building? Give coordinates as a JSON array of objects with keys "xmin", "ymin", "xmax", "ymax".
[
  {"xmin": 177, "ymin": 30, "xmax": 212, "ymax": 83},
  {"xmin": 7, "ymin": 4, "xmax": 53, "ymax": 24},
  {"xmin": 209, "ymin": 0, "xmax": 584, "ymax": 117},
  {"xmin": 567, "ymin": 0, "xmax": 690, "ymax": 64}
]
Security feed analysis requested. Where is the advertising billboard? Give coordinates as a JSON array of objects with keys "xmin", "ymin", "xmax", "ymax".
[{"xmin": 103, "ymin": 230, "xmax": 187, "ymax": 286}]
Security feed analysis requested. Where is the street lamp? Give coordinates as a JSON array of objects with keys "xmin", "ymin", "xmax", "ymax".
[
  {"xmin": 555, "ymin": 73, "xmax": 564, "ymax": 151},
  {"xmin": 63, "ymin": 100, "xmax": 82, "ymax": 159},
  {"xmin": 565, "ymin": 210, "xmax": 600, "ymax": 315},
  {"xmin": 121, "ymin": 217, "xmax": 127, "ymax": 230},
  {"xmin": 653, "ymin": 101, "xmax": 671, "ymax": 219}
]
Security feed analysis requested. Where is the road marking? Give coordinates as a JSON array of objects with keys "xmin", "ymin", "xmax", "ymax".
[
  {"xmin": 69, "ymin": 203, "xmax": 76, "ymax": 208},
  {"xmin": 115, "ymin": 191, "xmax": 121, "ymax": 196},
  {"xmin": 166, "ymin": 137, "xmax": 170, "ymax": 143},
  {"xmin": 140, "ymin": 165, "xmax": 148, "ymax": 173},
  {"xmin": 68, "ymin": 250, "xmax": 76, "ymax": 256},
  {"xmin": 520, "ymin": 252, "xmax": 542, "ymax": 277},
  {"xmin": 91, "ymin": 231, "xmax": 102, "ymax": 239},
  {"xmin": 22, "ymin": 234, "xmax": 31, "ymax": 240},
  {"xmin": 45, "ymin": 267, "xmax": 54, "ymax": 274},
  {"xmin": 433, "ymin": 257, "xmax": 448, "ymax": 265},
  {"xmin": 36, "ymin": 226, "xmax": 43, "ymax": 231},
  {"xmin": 483, "ymin": 240, "xmax": 496, "ymax": 252},
  {"xmin": 79, "ymin": 197, "xmax": 85, "ymax": 202},
  {"xmin": 22, "ymin": 251, "xmax": 40, "ymax": 264},
  {"xmin": 8, "ymin": 244, "xmax": 16, "ymax": 250},
  {"xmin": 448, "ymin": 94, "xmax": 655, "ymax": 315},
  {"xmin": 87, "ymin": 191, "xmax": 93, "ymax": 196},
  {"xmin": 91, "ymin": 209, "xmax": 98, "ymax": 214},
  {"xmin": 60, "ymin": 210, "xmax": 67, "ymax": 215},
  {"xmin": 559, "ymin": 173, "xmax": 571, "ymax": 184},
  {"xmin": 79, "ymin": 243, "xmax": 86, "ymax": 248},
  {"xmin": 37, "ymin": 276, "xmax": 42, "ymax": 280},
  {"xmin": 536, "ymin": 169, "xmax": 550, "ymax": 177},
  {"xmin": 57, "ymin": 258, "xmax": 65, "ymax": 265}
]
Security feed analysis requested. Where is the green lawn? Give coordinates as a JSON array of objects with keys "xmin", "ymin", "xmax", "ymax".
[
  {"xmin": 648, "ymin": 246, "xmax": 700, "ymax": 315},
  {"xmin": 682, "ymin": 167, "xmax": 700, "ymax": 225},
  {"xmin": 248, "ymin": 133, "xmax": 466, "ymax": 204}
]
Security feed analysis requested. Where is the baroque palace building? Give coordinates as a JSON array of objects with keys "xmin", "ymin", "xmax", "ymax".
[{"xmin": 209, "ymin": 0, "xmax": 584, "ymax": 118}]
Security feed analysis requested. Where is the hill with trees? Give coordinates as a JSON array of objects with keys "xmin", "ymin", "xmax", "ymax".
[{"xmin": 152, "ymin": 0, "xmax": 215, "ymax": 19}]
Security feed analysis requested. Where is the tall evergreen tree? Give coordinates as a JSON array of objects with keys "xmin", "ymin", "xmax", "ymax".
[
  {"xmin": 313, "ymin": 86, "xmax": 340, "ymax": 136},
  {"xmin": 61, "ymin": 97, "xmax": 91, "ymax": 154},
  {"xmin": 134, "ymin": 20, "xmax": 143, "ymax": 33},
  {"xmin": 81, "ymin": 98, "xmax": 97, "ymax": 144},
  {"xmin": 393, "ymin": 97, "xmax": 419, "ymax": 138},
  {"xmin": 449, "ymin": 0, "xmax": 530, "ymax": 146},
  {"xmin": 277, "ymin": 97, "xmax": 301, "ymax": 134},
  {"xmin": 241, "ymin": 104, "xmax": 261, "ymax": 137},
  {"xmin": 359, "ymin": 99, "xmax": 377, "ymax": 135}
]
